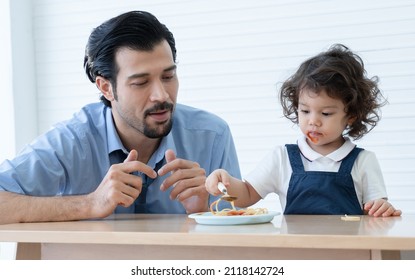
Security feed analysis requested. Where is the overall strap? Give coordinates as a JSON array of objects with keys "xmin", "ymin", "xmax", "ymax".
[
  {"xmin": 338, "ymin": 147, "xmax": 363, "ymax": 174},
  {"xmin": 285, "ymin": 144, "xmax": 305, "ymax": 173}
]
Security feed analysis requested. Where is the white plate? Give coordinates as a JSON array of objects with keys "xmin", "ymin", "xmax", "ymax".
[{"xmin": 188, "ymin": 211, "xmax": 280, "ymax": 225}]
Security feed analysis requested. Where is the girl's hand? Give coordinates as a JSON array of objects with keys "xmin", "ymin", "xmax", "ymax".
[
  {"xmin": 205, "ymin": 169, "xmax": 231, "ymax": 196},
  {"xmin": 364, "ymin": 199, "xmax": 402, "ymax": 217}
]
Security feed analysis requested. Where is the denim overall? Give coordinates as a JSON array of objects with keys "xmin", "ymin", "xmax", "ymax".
[{"xmin": 284, "ymin": 144, "xmax": 363, "ymax": 215}]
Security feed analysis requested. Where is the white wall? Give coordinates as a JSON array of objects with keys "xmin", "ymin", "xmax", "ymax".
[
  {"xmin": 0, "ymin": 0, "xmax": 14, "ymax": 261},
  {"xmin": 29, "ymin": 0, "xmax": 415, "ymax": 214},
  {"xmin": 0, "ymin": 0, "xmax": 16, "ymax": 160},
  {"xmin": 0, "ymin": 0, "xmax": 34, "ymax": 261},
  {"xmin": 10, "ymin": 0, "xmax": 38, "ymax": 153}
]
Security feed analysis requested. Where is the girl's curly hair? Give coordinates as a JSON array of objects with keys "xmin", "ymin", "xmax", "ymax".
[{"xmin": 279, "ymin": 44, "xmax": 386, "ymax": 140}]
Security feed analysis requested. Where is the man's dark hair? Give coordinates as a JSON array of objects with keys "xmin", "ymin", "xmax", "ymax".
[{"xmin": 83, "ymin": 11, "xmax": 177, "ymax": 107}]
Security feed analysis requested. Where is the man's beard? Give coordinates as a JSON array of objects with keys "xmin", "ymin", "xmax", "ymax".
[
  {"xmin": 143, "ymin": 102, "xmax": 174, "ymax": 138},
  {"xmin": 143, "ymin": 118, "xmax": 173, "ymax": 138}
]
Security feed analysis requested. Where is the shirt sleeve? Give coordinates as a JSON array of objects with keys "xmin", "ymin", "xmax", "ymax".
[
  {"xmin": 244, "ymin": 146, "xmax": 289, "ymax": 199},
  {"xmin": 210, "ymin": 123, "xmax": 241, "ymax": 179},
  {"xmin": 0, "ymin": 111, "xmax": 108, "ymax": 196},
  {"xmin": 353, "ymin": 150, "xmax": 388, "ymax": 204},
  {"xmin": 0, "ymin": 128, "xmax": 71, "ymax": 195}
]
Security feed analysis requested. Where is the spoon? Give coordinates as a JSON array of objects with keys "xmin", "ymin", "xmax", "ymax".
[{"xmin": 217, "ymin": 182, "xmax": 237, "ymax": 202}]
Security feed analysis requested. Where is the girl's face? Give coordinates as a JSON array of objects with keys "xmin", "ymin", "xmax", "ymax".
[{"xmin": 298, "ymin": 88, "xmax": 354, "ymax": 155}]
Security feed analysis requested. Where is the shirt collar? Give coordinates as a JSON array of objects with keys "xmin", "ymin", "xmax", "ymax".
[
  {"xmin": 105, "ymin": 107, "xmax": 128, "ymax": 154},
  {"xmin": 297, "ymin": 136, "xmax": 356, "ymax": 162}
]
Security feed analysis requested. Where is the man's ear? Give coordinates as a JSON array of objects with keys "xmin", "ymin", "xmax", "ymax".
[{"xmin": 96, "ymin": 76, "xmax": 114, "ymax": 102}]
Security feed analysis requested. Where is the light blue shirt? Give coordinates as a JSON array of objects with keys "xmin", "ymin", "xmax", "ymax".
[{"xmin": 0, "ymin": 102, "xmax": 241, "ymax": 214}]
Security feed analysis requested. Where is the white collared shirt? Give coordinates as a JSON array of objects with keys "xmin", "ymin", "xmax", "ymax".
[
  {"xmin": 297, "ymin": 136, "xmax": 356, "ymax": 172},
  {"xmin": 244, "ymin": 136, "xmax": 387, "ymax": 211}
]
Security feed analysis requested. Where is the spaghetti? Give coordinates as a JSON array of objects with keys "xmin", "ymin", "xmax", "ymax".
[{"xmin": 209, "ymin": 195, "xmax": 268, "ymax": 216}]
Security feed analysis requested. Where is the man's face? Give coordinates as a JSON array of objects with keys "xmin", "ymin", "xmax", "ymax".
[{"xmin": 110, "ymin": 41, "xmax": 179, "ymax": 139}]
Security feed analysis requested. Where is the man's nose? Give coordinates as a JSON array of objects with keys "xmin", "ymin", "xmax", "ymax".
[{"xmin": 149, "ymin": 81, "xmax": 169, "ymax": 102}]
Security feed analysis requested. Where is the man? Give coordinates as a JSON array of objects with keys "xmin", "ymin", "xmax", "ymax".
[{"xmin": 0, "ymin": 11, "xmax": 240, "ymax": 224}]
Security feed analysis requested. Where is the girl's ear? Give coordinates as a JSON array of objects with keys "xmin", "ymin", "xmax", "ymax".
[
  {"xmin": 347, "ymin": 116, "xmax": 357, "ymax": 126},
  {"xmin": 96, "ymin": 76, "xmax": 114, "ymax": 102}
]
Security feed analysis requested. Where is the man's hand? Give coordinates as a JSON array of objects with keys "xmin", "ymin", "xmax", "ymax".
[
  {"xmin": 158, "ymin": 149, "xmax": 209, "ymax": 213},
  {"xmin": 88, "ymin": 149, "xmax": 157, "ymax": 218}
]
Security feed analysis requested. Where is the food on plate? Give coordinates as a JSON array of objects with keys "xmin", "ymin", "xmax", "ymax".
[{"xmin": 209, "ymin": 194, "xmax": 268, "ymax": 216}]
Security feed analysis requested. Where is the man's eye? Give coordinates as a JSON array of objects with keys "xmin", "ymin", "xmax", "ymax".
[
  {"xmin": 162, "ymin": 75, "xmax": 174, "ymax": 81},
  {"xmin": 131, "ymin": 81, "xmax": 147, "ymax": 87}
]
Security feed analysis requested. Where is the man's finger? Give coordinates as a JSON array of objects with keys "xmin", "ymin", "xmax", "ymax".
[
  {"xmin": 121, "ymin": 150, "xmax": 157, "ymax": 179},
  {"xmin": 165, "ymin": 149, "xmax": 176, "ymax": 163},
  {"xmin": 124, "ymin": 149, "xmax": 138, "ymax": 162},
  {"xmin": 158, "ymin": 149, "xmax": 177, "ymax": 176}
]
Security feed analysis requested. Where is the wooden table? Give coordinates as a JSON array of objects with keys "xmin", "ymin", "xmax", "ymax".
[{"xmin": 0, "ymin": 214, "xmax": 414, "ymax": 260}]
